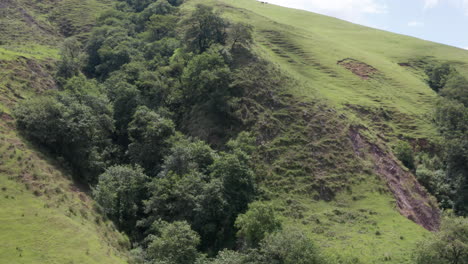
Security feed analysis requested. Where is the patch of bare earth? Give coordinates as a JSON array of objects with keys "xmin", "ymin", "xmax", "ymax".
[
  {"xmin": 349, "ymin": 126, "xmax": 440, "ymax": 231},
  {"xmin": 338, "ymin": 58, "xmax": 378, "ymax": 79}
]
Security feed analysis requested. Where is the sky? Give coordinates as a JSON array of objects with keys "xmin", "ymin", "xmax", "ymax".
[{"xmin": 265, "ymin": 0, "xmax": 468, "ymax": 49}]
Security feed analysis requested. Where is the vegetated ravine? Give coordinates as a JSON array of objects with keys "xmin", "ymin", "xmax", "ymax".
[{"xmin": 1, "ymin": 0, "xmax": 468, "ymax": 263}]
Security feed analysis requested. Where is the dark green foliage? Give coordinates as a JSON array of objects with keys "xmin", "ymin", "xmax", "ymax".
[
  {"xmin": 184, "ymin": 5, "xmax": 227, "ymax": 53},
  {"xmin": 56, "ymin": 37, "xmax": 84, "ymax": 83},
  {"xmin": 15, "ymin": 77, "xmax": 114, "ymax": 183},
  {"xmin": 205, "ymin": 249, "xmax": 254, "ymax": 264},
  {"xmin": 146, "ymin": 220, "xmax": 201, "ymax": 264},
  {"xmin": 426, "ymin": 63, "xmax": 452, "ymax": 92},
  {"xmin": 415, "ymin": 154, "xmax": 452, "ymax": 209},
  {"xmin": 121, "ymin": 0, "xmax": 154, "ymax": 12},
  {"xmin": 145, "ymin": 14, "xmax": 178, "ymax": 42},
  {"xmin": 415, "ymin": 215, "xmax": 468, "ymax": 264},
  {"xmin": 93, "ymin": 165, "xmax": 149, "ymax": 233},
  {"xmin": 227, "ymin": 23, "xmax": 254, "ymax": 50},
  {"xmin": 181, "ymin": 47, "xmax": 231, "ymax": 106},
  {"xmin": 14, "ymin": 1, "xmax": 334, "ymax": 262},
  {"xmin": 440, "ymin": 74, "xmax": 468, "ymax": 107},
  {"xmin": 85, "ymin": 24, "xmax": 139, "ymax": 78},
  {"xmin": 235, "ymin": 202, "xmax": 282, "ymax": 248},
  {"xmin": 435, "ymin": 99, "xmax": 468, "ymax": 215},
  {"xmin": 394, "ymin": 141, "xmax": 415, "ymax": 171},
  {"xmin": 144, "ymin": 137, "xmax": 256, "ymax": 251},
  {"xmin": 258, "ymin": 230, "xmax": 325, "ymax": 264},
  {"xmin": 140, "ymin": 0, "xmax": 177, "ymax": 20},
  {"xmin": 210, "ymin": 151, "xmax": 256, "ymax": 218},
  {"xmin": 159, "ymin": 139, "xmax": 216, "ymax": 177},
  {"xmin": 128, "ymin": 106, "xmax": 176, "ymax": 176}
]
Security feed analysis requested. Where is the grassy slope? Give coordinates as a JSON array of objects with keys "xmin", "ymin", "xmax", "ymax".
[
  {"xmin": 0, "ymin": 118, "xmax": 128, "ymax": 264},
  {"xmin": 187, "ymin": 0, "xmax": 468, "ymax": 263},
  {"xmin": 0, "ymin": 0, "xmax": 129, "ymax": 263},
  {"xmin": 218, "ymin": 0, "xmax": 468, "ymax": 140}
]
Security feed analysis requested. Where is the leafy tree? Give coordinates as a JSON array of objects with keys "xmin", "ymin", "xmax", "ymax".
[
  {"xmin": 227, "ymin": 23, "xmax": 253, "ymax": 50},
  {"xmin": 85, "ymin": 25, "xmax": 139, "ymax": 78},
  {"xmin": 415, "ymin": 165, "xmax": 452, "ymax": 208},
  {"xmin": 415, "ymin": 215, "xmax": 468, "ymax": 264},
  {"xmin": 235, "ymin": 202, "xmax": 281, "ymax": 248},
  {"xmin": 56, "ymin": 37, "xmax": 84, "ymax": 82},
  {"xmin": 435, "ymin": 99, "xmax": 468, "ymax": 214},
  {"xmin": 440, "ymin": 74, "xmax": 468, "ymax": 107},
  {"xmin": 394, "ymin": 141, "xmax": 415, "ymax": 171},
  {"xmin": 122, "ymin": 0, "xmax": 154, "ymax": 12},
  {"xmin": 181, "ymin": 48, "xmax": 231, "ymax": 107},
  {"xmin": 128, "ymin": 106, "xmax": 176, "ymax": 175},
  {"xmin": 15, "ymin": 86, "xmax": 114, "ymax": 183},
  {"xmin": 145, "ymin": 171, "xmax": 206, "ymax": 224},
  {"xmin": 210, "ymin": 151, "xmax": 255, "ymax": 217},
  {"xmin": 93, "ymin": 165, "xmax": 149, "ymax": 233},
  {"xmin": 145, "ymin": 14, "xmax": 178, "ymax": 41},
  {"xmin": 426, "ymin": 63, "xmax": 452, "ymax": 92},
  {"xmin": 184, "ymin": 5, "xmax": 227, "ymax": 53},
  {"xmin": 146, "ymin": 220, "xmax": 201, "ymax": 264},
  {"xmin": 139, "ymin": 0, "xmax": 177, "ymax": 24},
  {"xmin": 159, "ymin": 139, "xmax": 216, "ymax": 177},
  {"xmin": 203, "ymin": 249, "xmax": 257, "ymax": 264},
  {"xmin": 259, "ymin": 230, "xmax": 325, "ymax": 264}
]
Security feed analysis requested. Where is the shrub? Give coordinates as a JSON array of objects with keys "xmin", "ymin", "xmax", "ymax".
[
  {"xmin": 235, "ymin": 202, "xmax": 281, "ymax": 248},
  {"xmin": 394, "ymin": 141, "xmax": 414, "ymax": 171}
]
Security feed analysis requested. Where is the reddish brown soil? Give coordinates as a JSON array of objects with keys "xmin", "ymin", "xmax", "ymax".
[
  {"xmin": 349, "ymin": 126, "xmax": 440, "ymax": 231},
  {"xmin": 338, "ymin": 58, "xmax": 378, "ymax": 79}
]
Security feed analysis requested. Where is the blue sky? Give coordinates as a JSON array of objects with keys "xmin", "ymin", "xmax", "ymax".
[{"xmin": 265, "ymin": 0, "xmax": 468, "ymax": 49}]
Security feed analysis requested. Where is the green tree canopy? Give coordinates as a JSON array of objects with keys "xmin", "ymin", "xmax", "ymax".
[
  {"xmin": 146, "ymin": 220, "xmax": 201, "ymax": 264},
  {"xmin": 93, "ymin": 165, "xmax": 149, "ymax": 233},
  {"xmin": 184, "ymin": 5, "xmax": 227, "ymax": 53},
  {"xmin": 128, "ymin": 106, "xmax": 176, "ymax": 175},
  {"xmin": 415, "ymin": 215, "xmax": 468, "ymax": 264},
  {"xmin": 235, "ymin": 202, "xmax": 282, "ymax": 248}
]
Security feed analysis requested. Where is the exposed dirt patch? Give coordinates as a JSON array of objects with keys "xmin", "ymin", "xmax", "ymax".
[
  {"xmin": 349, "ymin": 126, "xmax": 440, "ymax": 231},
  {"xmin": 0, "ymin": 112, "xmax": 13, "ymax": 122},
  {"xmin": 398, "ymin": 62, "xmax": 411, "ymax": 67},
  {"xmin": 338, "ymin": 58, "xmax": 378, "ymax": 79}
]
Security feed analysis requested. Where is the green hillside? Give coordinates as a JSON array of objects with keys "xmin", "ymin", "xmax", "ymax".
[
  {"xmin": 1, "ymin": 0, "xmax": 467, "ymax": 263},
  {"xmin": 208, "ymin": 0, "xmax": 468, "ymax": 140},
  {"xmin": 183, "ymin": 0, "xmax": 468, "ymax": 262},
  {"xmin": 0, "ymin": 0, "xmax": 129, "ymax": 263}
]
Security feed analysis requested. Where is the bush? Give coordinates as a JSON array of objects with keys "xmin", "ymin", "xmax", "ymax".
[
  {"xmin": 259, "ymin": 229, "xmax": 325, "ymax": 264},
  {"xmin": 235, "ymin": 202, "xmax": 281, "ymax": 248},
  {"xmin": 415, "ymin": 215, "xmax": 468, "ymax": 264},
  {"xmin": 426, "ymin": 63, "xmax": 452, "ymax": 92},
  {"xmin": 146, "ymin": 220, "xmax": 201, "ymax": 264},
  {"xmin": 394, "ymin": 141, "xmax": 414, "ymax": 171},
  {"xmin": 93, "ymin": 165, "xmax": 149, "ymax": 233}
]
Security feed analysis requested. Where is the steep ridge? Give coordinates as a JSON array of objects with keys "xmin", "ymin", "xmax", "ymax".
[
  {"xmin": 182, "ymin": 0, "xmax": 468, "ymax": 262},
  {"xmin": 0, "ymin": 0, "xmax": 129, "ymax": 263},
  {"xmin": 349, "ymin": 127, "xmax": 440, "ymax": 231}
]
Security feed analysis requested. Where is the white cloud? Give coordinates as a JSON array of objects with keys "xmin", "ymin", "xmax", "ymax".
[
  {"xmin": 265, "ymin": 0, "xmax": 387, "ymax": 24},
  {"xmin": 424, "ymin": 0, "xmax": 439, "ymax": 9},
  {"xmin": 423, "ymin": 0, "xmax": 468, "ymax": 15},
  {"xmin": 408, "ymin": 21, "xmax": 424, "ymax": 27}
]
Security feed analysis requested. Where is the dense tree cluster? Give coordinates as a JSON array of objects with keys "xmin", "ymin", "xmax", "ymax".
[
  {"xmin": 19, "ymin": 0, "xmax": 468, "ymax": 263},
  {"xmin": 415, "ymin": 214, "xmax": 468, "ymax": 264},
  {"xmin": 13, "ymin": 1, "xmax": 329, "ymax": 263},
  {"xmin": 419, "ymin": 63, "xmax": 468, "ymax": 215}
]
